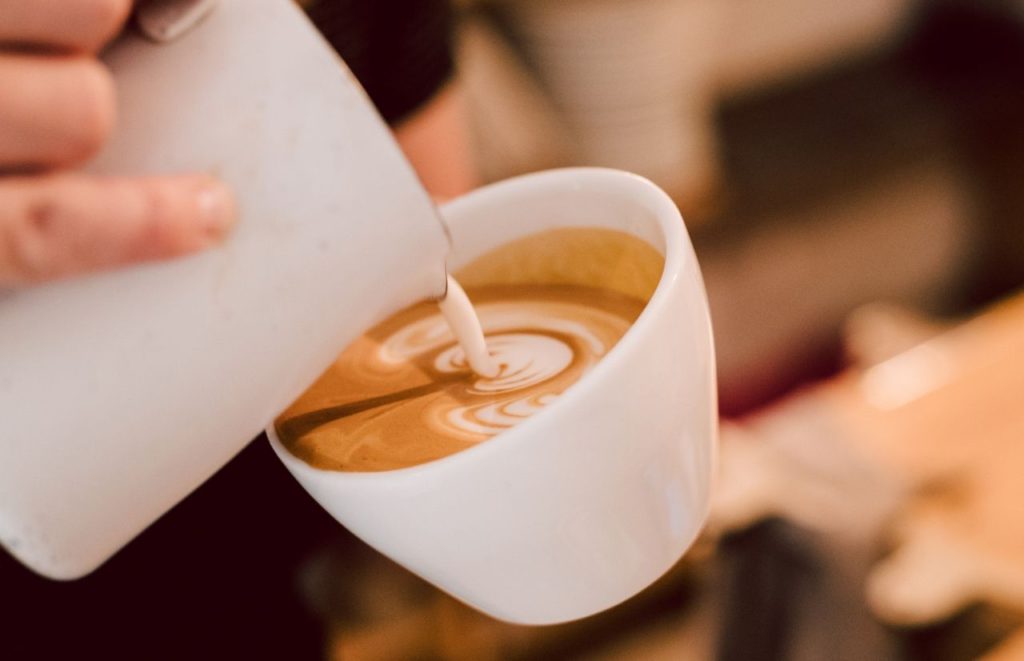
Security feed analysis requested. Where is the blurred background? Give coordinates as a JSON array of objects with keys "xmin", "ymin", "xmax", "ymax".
[
  {"xmin": 314, "ymin": 0, "xmax": 1024, "ymax": 658},
  {"xmin": 6, "ymin": 0, "xmax": 1024, "ymax": 658}
]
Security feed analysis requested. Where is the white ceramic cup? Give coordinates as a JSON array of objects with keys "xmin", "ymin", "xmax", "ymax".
[{"xmin": 268, "ymin": 168, "xmax": 717, "ymax": 625}]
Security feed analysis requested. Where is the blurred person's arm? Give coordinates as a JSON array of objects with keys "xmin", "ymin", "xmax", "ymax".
[
  {"xmin": 304, "ymin": 0, "xmax": 477, "ymax": 198},
  {"xmin": 393, "ymin": 81, "xmax": 477, "ymax": 199},
  {"xmin": 0, "ymin": 0, "xmax": 235, "ymax": 287}
]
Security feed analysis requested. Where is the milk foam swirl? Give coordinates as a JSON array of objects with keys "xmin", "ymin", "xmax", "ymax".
[
  {"xmin": 276, "ymin": 284, "xmax": 645, "ymax": 472},
  {"xmin": 380, "ymin": 302, "xmax": 625, "ymax": 439},
  {"xmin": 434, "ymin": 333, "xmax": 572, "ymax": 392}
]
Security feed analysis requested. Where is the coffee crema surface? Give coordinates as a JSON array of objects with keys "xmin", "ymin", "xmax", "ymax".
[{"xmin": 276, "ymin": 228, "xmax": 663, "ymax": 472}]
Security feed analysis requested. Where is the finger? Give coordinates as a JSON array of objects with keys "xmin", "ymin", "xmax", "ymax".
[
  {"xmin": 0, "ymin": 0, "xmax": 131, "ymax": 53},
  {"xmin": 0, "ymin": 54, "xmax": 116, "ymax": 169},
  {"xmin": 0, "ymin": 173, "xmax": 236, "ymax": 286}
]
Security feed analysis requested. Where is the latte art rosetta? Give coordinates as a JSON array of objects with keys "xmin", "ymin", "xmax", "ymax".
[
  {"xmin": 394, "ymin": 303, "xmax": 625, "ymax": 438},
  {"xmin": 276, "ymin": 227, "xmax": 665, "ymax": 472},
  {"xmin": 276, "ymin": 284, "xmax": 646, "ymax": 472}
]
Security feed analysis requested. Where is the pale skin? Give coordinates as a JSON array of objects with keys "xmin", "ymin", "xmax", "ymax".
[
  {"xmin": 0, "ymin": 0, "xmax": 236, "ymax": 287},
  {"xmin": 0, "ymin": 0, "xmax": 475, "ymax": 288}
]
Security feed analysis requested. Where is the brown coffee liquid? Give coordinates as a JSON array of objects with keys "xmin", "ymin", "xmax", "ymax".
[{"xmin": 275, "ymin": 228, "xmax": 664, "ymax": 472}]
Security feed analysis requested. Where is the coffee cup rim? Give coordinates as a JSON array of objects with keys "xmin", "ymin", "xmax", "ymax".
[{"xmin": 266, "ymin": 166, "xmax": 691, "ymax": 481}]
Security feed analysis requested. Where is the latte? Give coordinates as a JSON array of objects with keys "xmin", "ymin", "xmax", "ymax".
[{"xmin": 275, "ymin": 227, "xmax": 664, "ymax": 472}]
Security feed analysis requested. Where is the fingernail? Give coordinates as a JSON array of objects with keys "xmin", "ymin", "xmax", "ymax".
[{"xmin": 197, "ymin": 180, "xmax": 236, "ymax": 241}]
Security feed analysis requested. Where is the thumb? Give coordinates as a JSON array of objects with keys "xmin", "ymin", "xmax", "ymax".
[{"xmin": 0, "ymin": 173, "xmax": 235, "ymax": 286}]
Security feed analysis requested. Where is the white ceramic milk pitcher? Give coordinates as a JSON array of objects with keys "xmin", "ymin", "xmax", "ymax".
[{"xmin": 0, "ymin": 0, "xmax": 450, "ymax": 579}]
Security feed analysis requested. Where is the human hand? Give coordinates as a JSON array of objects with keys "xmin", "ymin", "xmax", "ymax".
[{"xmin": 0, "ymin": 0, "xmax": 235, "ymax": 286}]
